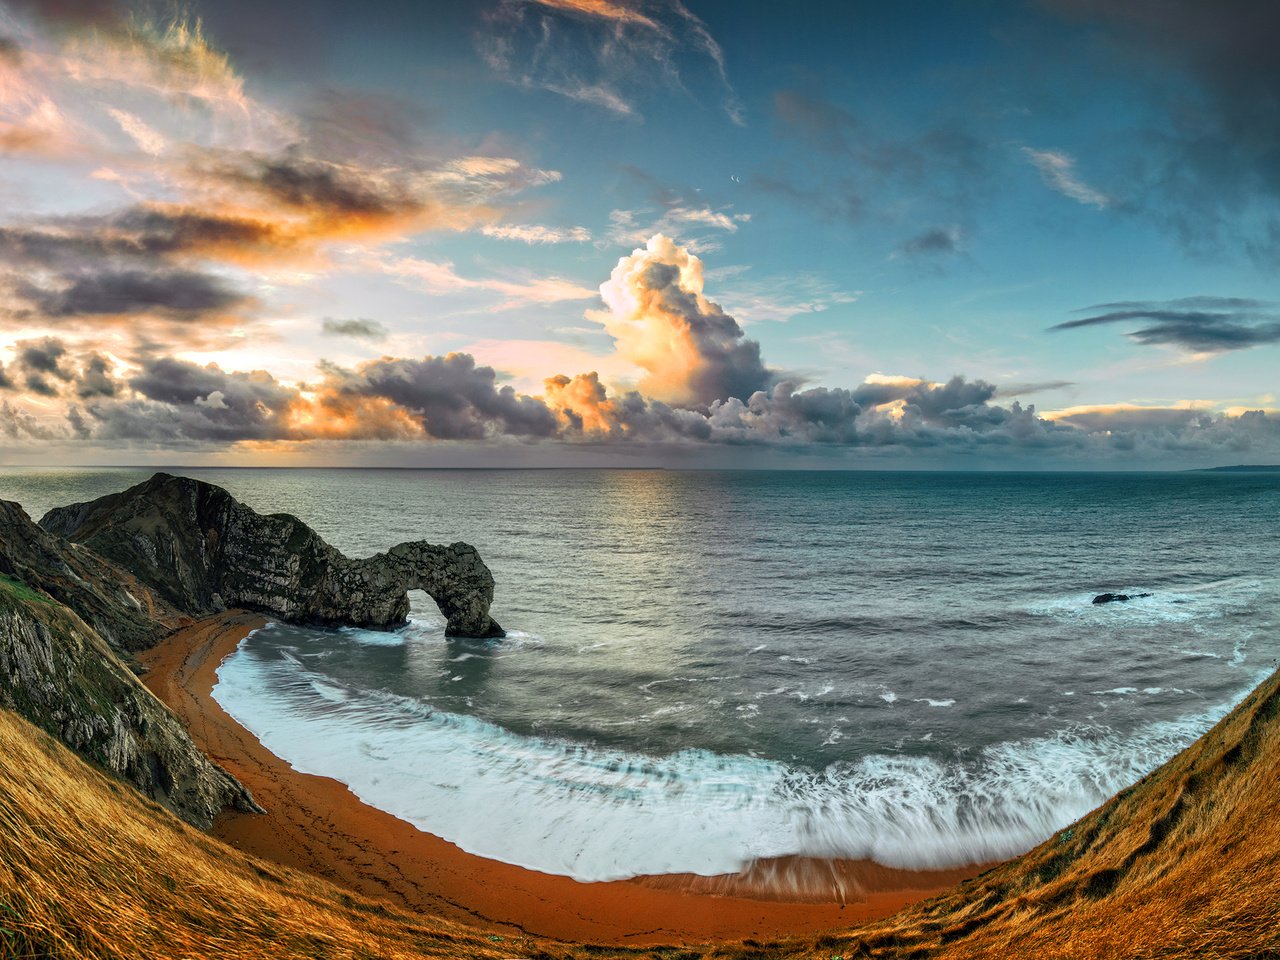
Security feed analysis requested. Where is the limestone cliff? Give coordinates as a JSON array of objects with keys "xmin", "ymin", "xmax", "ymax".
[
  {"xmin": 0, "ymin": 499, "xmax": 186, "ymax": 652},
  {"xmin": 41, "ymin": 473, "xmax": 505, "ymax": 638},
  {"xmin": 0, "ymin": 572, "xmax": 258, "ymax": 829}
]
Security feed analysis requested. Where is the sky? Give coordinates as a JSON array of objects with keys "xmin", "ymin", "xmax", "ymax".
[{"xmin": 0, "ymin": 0, "xmax": 1277, "ymax": 468}]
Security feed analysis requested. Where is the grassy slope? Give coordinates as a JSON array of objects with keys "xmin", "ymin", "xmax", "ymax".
[
  {"xmin": 3, "ymin": 664, "xmax": 1280, "ymax": 959},
  {"xmin": 0, "ymin": 706, "xmax": 537, "ymax": 960}
]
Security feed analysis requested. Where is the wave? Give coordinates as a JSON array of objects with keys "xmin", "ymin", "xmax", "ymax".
[{"xmin": 211, "ymin": 637, "xmax": 1264, "ymax": 884}]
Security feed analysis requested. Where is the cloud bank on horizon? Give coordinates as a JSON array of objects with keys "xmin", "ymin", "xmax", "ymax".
[{"xmin": 0, "ymin": 0, "xmax": 1277, "ymax": 466}]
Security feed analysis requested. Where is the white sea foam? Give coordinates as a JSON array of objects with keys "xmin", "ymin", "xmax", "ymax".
[
  {"xmin": 1027, "ymin": 579, "xmax": 1262, "ymax": 626},
  {"xmin": 212, "ymin": 645, "xmax": 1265, "ymax": 883},
  {"xmin": 914, "ymin": 698, "xmax": 957, "ymax": 708}
]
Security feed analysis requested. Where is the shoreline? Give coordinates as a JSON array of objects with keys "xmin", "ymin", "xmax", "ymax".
[{"xmin": 141, "ymin": 612, "xmax": 984, "ymax": 946}]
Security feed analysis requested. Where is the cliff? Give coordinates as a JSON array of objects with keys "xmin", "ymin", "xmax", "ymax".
[
  {"xmin": 41, "ymin": 473, "xmax": 504, "ymax": 639},
  {"xmin": 0, "ymin": 498, "xmax": 185, "ymax": 652}
]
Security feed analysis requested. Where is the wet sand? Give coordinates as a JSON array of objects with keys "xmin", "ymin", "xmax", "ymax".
[{"xmin": 141, "ymin": 612, "xmax": 983, "ymax": 946}]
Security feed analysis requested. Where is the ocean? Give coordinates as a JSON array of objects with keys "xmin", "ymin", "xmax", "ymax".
[{"xmin": 3, "ymin": 467, "xmax": 1278, "ymax": 883}]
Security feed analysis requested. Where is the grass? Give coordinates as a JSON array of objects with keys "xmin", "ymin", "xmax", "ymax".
[
  {"xmin": 5, "ymin": 663, "xmax": 1280, "ymax": 959},
  {"xmin": 0, "ymin": 573, "xmax": 54, "ymax": 605},
  {"xmin": 0, "ymin": 708, "xmax": 539, "ymax": 960}
]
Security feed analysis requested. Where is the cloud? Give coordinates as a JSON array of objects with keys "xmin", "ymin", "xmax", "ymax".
[
  {"xmin": 1022, "ymin": 148, "xmax": 1111, "ymax": 208},
  {"xmin": 5, "ymin": 340, "xmax": 1277, "ymax": 463},
  {"xmin": 591, "ymin": 234, "xmax": 772, "ymax": 405},
  {"xmin": 765, "ymin": 89, "xmax": 993, "ymax": 237},
  {"xmin": 13, "ymin": 268, "xmax": 246, "ymax": 319},
  {"xmin": 379, "ymin": 255, "xmax": 597, "ymax": 308},
  {"xmin": 996, "ymin": 380, "xmax": 1076, "ymax": 398},
  {"xmin": 482, "ymin": 223, "xmax": 592, "ymax": 244},
  {"xmin": 105, "ymin": 107, "xmax": 165, "ymax": 155},
  {"xmin": 13, "ymin": 337, "xmax": 74, "ymax": 395},
  {"xmin": 1052, "ymin": 297, "xmax": 1280, "ymax": 353},
  {"xmin": 0, "ymin": 336, "xmax": 120, "ymax": 399},
  {"xmin": 525, "ymin": 0, "xmax": 660, "ymax": 29},
  {"xmin": 323, "ymin": 354, "xmax": 561, "ymax": 440},
  {"xmin": 321, "ymin": 318, "xmax": 388, "ymax": 341},
  {"xmin": 896, "ymin": 225, "xmax": 965, "ymax": 258},
  {"xmin": 703, "ymin": 268, "xmax": 859, "ymax": 324},
  {"xmin": 1041, "ymin": 1, "xmax": 1280, "ymax": 260},
  {"xmin": 480, "ymin": 0, "xmax": 742, "ymax": 123}
]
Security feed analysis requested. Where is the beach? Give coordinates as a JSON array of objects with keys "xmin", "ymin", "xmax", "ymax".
[{"xmin": 140, "ymin": 612, "xmax": 980, "ymax": 946}]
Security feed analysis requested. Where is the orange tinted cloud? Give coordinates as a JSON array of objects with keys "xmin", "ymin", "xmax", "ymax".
[
  {"xmin": 526, "ymin": 0, "xmax": 661, "ymax": 29},
  {"xmin": 592, "ymin": 234, "xmax": 770, "ymax": 405}
]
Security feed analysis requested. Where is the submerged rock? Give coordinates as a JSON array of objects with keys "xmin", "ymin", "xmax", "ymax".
[
  {"xmin": 41, "ymin": 473, "xmax": 505, "ymax": 638},
  {"xmin": 1092, "ymin": 592, "xmax": 1153, "ymax": 605}
]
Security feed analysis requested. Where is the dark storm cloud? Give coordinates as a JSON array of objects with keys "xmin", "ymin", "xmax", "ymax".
[
  {"xmin": 1052, "ymin": 297, "xmax": 1280, "ymax": 353},
  {"xmin": 896, "ymin": 226, "xmax": 964, "ymax": 258},
  {"xmin": 76, "ymin": 353, "xmax": 118, "ymax": 398},
  {"xmin": 0, "ymin": 211, "xmax": 281, "ymax": 268},
  {"xmin": 201, "ymin": 153, "xmax": 404, "ymax": 218},
  {"xmin": 335, "ymin": 354, "xmax": 561, "ymax": 440},
  {"xmin": 1042, "ymin": 0, "xmax": 1280, "ymax": 261},
  {"xmin": 11, "ymin": 337, "xmax": 73, "ymax": 397},
  {"xmin": 321, "ymin": 317, "xmax": 388, "ymax": 340},
  {"xmin": 18, "ymin": 269, "xmax": 246, "ymax": 319}
]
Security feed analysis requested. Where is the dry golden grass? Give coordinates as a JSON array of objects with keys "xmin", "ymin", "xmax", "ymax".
[
  {"xmin": 0, "ymin": 708, "xmax": 541, "ymax": 960},
  {"xmin": 7, "ymin": 664, "xmax": 1280, "ymax": 960}
]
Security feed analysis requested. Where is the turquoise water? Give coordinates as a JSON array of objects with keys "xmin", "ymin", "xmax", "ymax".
[{"xmin": 4, "ymin": 468, "xmax": 1279, "ymax": 880}]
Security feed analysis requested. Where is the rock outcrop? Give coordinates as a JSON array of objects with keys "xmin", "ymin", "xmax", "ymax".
[
  {"xmin": 0, "ymin": 499, "xmax": 186, "ymax": 651},
  {"xmin": 41, "ymin": 473, "xmax": 505, "ymax": 638},
  {"xmin": 1092, "ymin": 592, "xmax": 1154, "ymax": 605},
  {"xmin": 0, "ymin": 504, "xmax": 258, "ymax": 828}
]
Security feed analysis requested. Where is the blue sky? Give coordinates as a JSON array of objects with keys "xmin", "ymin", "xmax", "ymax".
[{"xmin": 0, "ymin": 0, "xmax": 1276, "ymax": 466}]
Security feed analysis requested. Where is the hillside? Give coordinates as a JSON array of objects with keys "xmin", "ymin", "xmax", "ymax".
[
  {"xmin": 3, "ymin": 652, "xmax": 1280, "ymax": 958},
  {"xmin": 0, "ymin": 501, "xmax": 255, "ymax": 828}
]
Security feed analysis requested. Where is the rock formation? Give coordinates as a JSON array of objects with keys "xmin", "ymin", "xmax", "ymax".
[
  {"xmin": 1092, "ymin": 592, "xmax": 1154, "ymax": 605},
  {"xmin": 0, "ymin": 501, "xmax": 257, "ymax": 828},
  {"xmin": 0, "ymin": 499, "xmax": 186, "ymax": 651},
  {"xmin": 41, "ymin": 473, "xmax": 505, "ymax": 638}
]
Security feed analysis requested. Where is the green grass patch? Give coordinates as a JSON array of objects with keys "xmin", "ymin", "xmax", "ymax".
[{"xmin": 0, "ymin": 574, "xmax": 54, "ymax": 605}]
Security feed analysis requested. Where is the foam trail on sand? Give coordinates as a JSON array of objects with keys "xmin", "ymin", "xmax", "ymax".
[{"xmin": 212, "ymin": 639, "xmax": 1265, "ymax": 883}]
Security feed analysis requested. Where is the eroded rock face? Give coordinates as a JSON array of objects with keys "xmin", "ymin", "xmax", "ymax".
[
  {"xmin": 0, "ymin": 502, "xmax": 258, "ymax": 828},
  {"xmin": 0, "ymin": 500, "xmax": 186, "ymax": 652},
  {"xmin": 41, "ymin": 473, "xmax": 505, "ymax": 638}
]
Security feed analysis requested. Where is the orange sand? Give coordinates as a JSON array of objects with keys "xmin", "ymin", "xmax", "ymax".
[{"xmin": 141, "ymin": 612, "xmax": 983, "ymax": 946}]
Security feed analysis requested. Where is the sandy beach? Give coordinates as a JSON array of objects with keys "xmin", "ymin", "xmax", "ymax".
[{"xmin": 141, "ymin": 612, "xmax": 983, "ymax": 946}]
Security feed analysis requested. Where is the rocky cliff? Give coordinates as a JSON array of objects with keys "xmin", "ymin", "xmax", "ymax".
[
  {"xmin": 41, "ymin": 473, "xmax": 505, "ymax": 638},
  {"xmin": 0, "ymin": 499, "xmax": 186, "ymax": 652},
  {"xmin": 0, "ymin": 502, "xmax": 258, "ymax": 828}
]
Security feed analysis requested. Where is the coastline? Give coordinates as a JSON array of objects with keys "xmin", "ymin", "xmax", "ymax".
[{"xmin": 141, "ymin": 612, "xmax": 983, "ymax": 946}]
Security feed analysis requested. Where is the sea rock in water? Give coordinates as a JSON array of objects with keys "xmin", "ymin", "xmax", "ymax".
[
  {"xmin": 1092, "ymin": 592, "xmax": 1154, "ymax": 605},
  {"xmin": 40, "ymin": 473, "xmax": 505, "ymax": 638}
]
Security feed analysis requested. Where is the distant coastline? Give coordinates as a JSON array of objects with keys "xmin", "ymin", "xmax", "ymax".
[{"xmin": 1196, "ymin": 465, "xmax": 1280, "ymax": 472}]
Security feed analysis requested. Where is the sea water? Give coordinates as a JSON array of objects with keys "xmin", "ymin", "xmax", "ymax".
[{"xmin": 4, "ymin": 468, "xmax": 1278, "ymax": 881}]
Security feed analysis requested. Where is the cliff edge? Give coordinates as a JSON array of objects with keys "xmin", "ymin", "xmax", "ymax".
[{"xmin": 0, "ymin": 501, "xmax": 258, "ymax": 828}]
